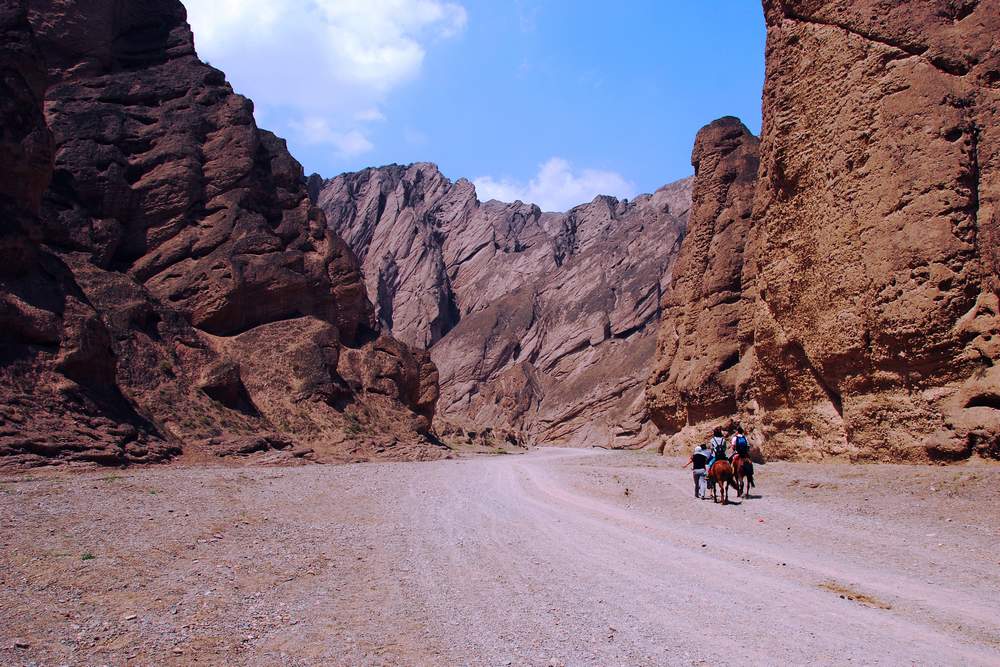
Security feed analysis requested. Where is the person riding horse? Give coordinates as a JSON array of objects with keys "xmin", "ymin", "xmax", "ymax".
[
  {"xmin": 704, "ymin": 427, "xmax": 736, "ymax": 504},
  {"xmin": 730, "ymin": 425, "xmax": 755, "ymax": 495},
  {"xmin": 731, "ymin": 426, "xmax": 750, "ymax": 468},
  {"xmin": 706, "ymin": 427, "xmax": 728, "ymax": 473}
]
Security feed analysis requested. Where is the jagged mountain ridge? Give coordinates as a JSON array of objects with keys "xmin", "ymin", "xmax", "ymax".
[{"xmin": 314, "ymin": 164, "xmax": 692, "ymax": 447}]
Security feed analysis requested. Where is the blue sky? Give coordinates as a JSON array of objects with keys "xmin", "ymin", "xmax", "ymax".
[{"xmin": 183, "ymin": 1, "xmax": 765, "ymax": 211}]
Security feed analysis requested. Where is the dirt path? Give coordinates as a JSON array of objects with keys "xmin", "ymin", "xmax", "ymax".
[{"xmin": 2, "ymin": 449, "xmax": 999, "ymax": 665}]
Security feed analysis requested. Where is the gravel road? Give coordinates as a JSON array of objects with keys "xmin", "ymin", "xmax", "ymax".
[{"xmin": 2, "ymin": 448, "xmax": 999, "ymax": 665}]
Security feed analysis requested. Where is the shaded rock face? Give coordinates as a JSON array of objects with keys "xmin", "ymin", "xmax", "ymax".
[
  {"xmin": 316, "ymin": 164, "xmax": 690, "ymax": 447},
  {"xmin": 0, "ymin": 0, "xmax": 441, "ymax": 468},
  {"xmin": 648, "ymin": 1, "xmax": 999, "ymax": 462},
  {"xmin": 0, "ymin": 0, "xmax": 172, "ymax": 467}
]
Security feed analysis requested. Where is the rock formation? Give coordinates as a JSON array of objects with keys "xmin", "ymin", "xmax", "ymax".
[
  {"xmin": 648, "ymin": 0, "xmax": 999, "ymax": 461},
  {"xmin": 646, "ymin": 117, "xmax": 760, "ymax": 445},
  {"xmin": 0, "ymin": 0, "xmax": 441, "ymax": 468},
  {"xmin": 315, "ymin": 165, "xmax": 691, "ymax": 447}
]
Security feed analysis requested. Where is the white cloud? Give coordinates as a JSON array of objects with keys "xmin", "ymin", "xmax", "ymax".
[
  {"xmin": 182, "ymin": 0, "xmax": 466, "ymax": 156},
  {"xmin": 354, "ymin": 108, "xmax": 387, "ymax": 122},
  {"xmin": 474, "ymin": 158, "xmax": 636, "ymax": 212},
  {"xmin": 289, "ymin": 118, "xmax": 374, "ymax": 157}
]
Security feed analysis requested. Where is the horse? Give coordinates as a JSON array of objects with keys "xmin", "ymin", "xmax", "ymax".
[
  {"xmin": 732, "ymin": 454, "xmax": 755, "ymax": 498},
  {"xmin": 707, "ymin": 460, "xmax": 735, "ymax": 505}
]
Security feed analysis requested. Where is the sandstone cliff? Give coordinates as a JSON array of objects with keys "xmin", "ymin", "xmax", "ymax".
[
  {"xmin": 315, "ymin": 165, "xmax": 691, "ymax": 447},
  {"xmin": 0, "ymin": 0, "xmax": 441, "ymax": 468},
  {"xmin": 646, "ymin": 118, "xmax": 760, "ymax": 445},
  {"xmin": 648, "ymin": 0, "xmax": 999, "ymax": 461}
]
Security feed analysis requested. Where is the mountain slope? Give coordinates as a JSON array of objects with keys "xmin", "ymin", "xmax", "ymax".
[
  {"xmin": 0, "ymin": 0, "xmax": 441, "ymax": 468},
  {"xmin": 315, "ymin": 165, "xmax": 691, "ymax": 447}
]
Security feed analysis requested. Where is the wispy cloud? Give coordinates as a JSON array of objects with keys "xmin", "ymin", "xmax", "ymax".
[
  {"xmin": 515, "ymin": 0, "xmax": 539, "ymax": 33},
  {"xmin": 354, "ymin": 108, "xmax": 387, "ymax": 122},
  {"xmin": 474, "ymin": 158, "xmax": 636, "ymax": 212},
  {"xmin": 289, "ymin": 118, "xmax": 374, "ymax": 157},
  {"xmin": 183, "ymin": 0, "xmax": 467, "ymax": 156}
]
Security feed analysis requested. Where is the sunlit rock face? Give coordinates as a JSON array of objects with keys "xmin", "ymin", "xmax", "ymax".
[
  {"xmin": 316, "ymin": 164, "xmax": 692, "ymax": 448},
  {"xmin": 648, "ymin": 1, "xmax": 1000, "ymax": 462}
]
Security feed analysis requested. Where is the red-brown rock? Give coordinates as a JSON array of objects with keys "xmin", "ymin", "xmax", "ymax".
[
  {"xmin": 0, "ymin": 0, "xmax": 442, "ymax": 468},
  {"xmin": 646, "ymin": 117, "xmax": 759, "ymax": 446},
  {"xmin": 647, "ymin": 1, "xmax": 999, "ymax": 462}
]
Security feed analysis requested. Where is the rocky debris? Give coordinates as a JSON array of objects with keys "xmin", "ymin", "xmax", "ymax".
[
  {"xmin": 0, "ymin": 0, "xmax": 442, "ymax": 468},
  {"xmin": 204, "ymin": 433, "xmax": 294, "ymax": 457},
  {"xmin": 647, "ymin": 1, "xmax": 999, "ymax": 461},
  {"xmin": 219, "ymin": 318, "xmax": 442, "ymax": 461},
  {"xmin": 435, "ymin": 418, "xmax": 529, "ymax": 452},
  {"xmin": 315, "ymin": 165, "xmax": 690, "ymax": 448}
]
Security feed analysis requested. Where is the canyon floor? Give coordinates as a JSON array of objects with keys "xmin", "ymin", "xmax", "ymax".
[{"xmin": 2, "ymin": 449, "xmax": 999, "ymax": 666}]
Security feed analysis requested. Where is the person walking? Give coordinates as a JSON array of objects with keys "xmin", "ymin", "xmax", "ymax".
[{"xmin": 684, "ymin": 443, "xmax": 711, "ymax": 499}]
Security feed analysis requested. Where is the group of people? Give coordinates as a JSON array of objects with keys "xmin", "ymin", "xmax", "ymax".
[{"xmin": 684, "ymin": 426, "xmax": 751, "ymax": 499}]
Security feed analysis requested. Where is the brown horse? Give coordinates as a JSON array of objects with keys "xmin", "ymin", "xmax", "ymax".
[
  {"xmin": 707, "ymin": 460, "xmax": 735, "ymax": 505},
  {"xmin": 732, "ymin": 455, "xmax": 755, "ymax": 498}
]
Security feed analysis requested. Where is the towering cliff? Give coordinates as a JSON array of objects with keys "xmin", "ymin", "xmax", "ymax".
[
  {"xmin": 646, "ymin": 118, "xmax": 760, "ymax": 445},
  {"xmin": 316, "ymin": 165, "xmax": 691, "ymax": 447},
  {"xmin": 648, "ymin": 0, "xmax": 999, "ymax": 461},
  {"xmin": 0, "ymin": 0, "xmax": 441, "ymax": 468}
]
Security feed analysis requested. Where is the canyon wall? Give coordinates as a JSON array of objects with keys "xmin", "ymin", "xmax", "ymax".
[
  {"xmin": 648, "ymin": 0, "xmax": 999, "ymax": 461},
  {"xmin": 316, "ymin": 165, "xmax": 691, "ymax": 447},
  {"xmin": 0, "ymin": 0, "xmax": 441, "ymax": 468},
  {"xmin": 646, "ymin": 117, "xmax": 760, "ymax": 447}
]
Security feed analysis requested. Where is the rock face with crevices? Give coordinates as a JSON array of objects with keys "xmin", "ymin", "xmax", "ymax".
[
  {"xmin": 0, "ymin": 0, "xmax": 441, "ymax": 468},
  {"xmin": 315, "ymin": 164, "xmax": 690, "ymax": 447},
  {"xmin": 1, "ymin": 0, "xmax": 172, "ymax": 467},
  {"xmin": 646, "ymin": 117, "xmax": 760, "ymax": 446},
  {"xmin": 648, "ymin": 0, "xmax": 1000, "ymax": 461}
]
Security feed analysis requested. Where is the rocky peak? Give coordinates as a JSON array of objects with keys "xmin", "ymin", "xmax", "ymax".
[{"xmin": 646, "ymin": 117, "xmax": 760, "ymax": 439}]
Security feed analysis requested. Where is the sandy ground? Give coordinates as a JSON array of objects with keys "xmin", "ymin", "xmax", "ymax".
[{"xmin": 2, "ymin": 448, "xmax": 999, "ymax": 666}]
